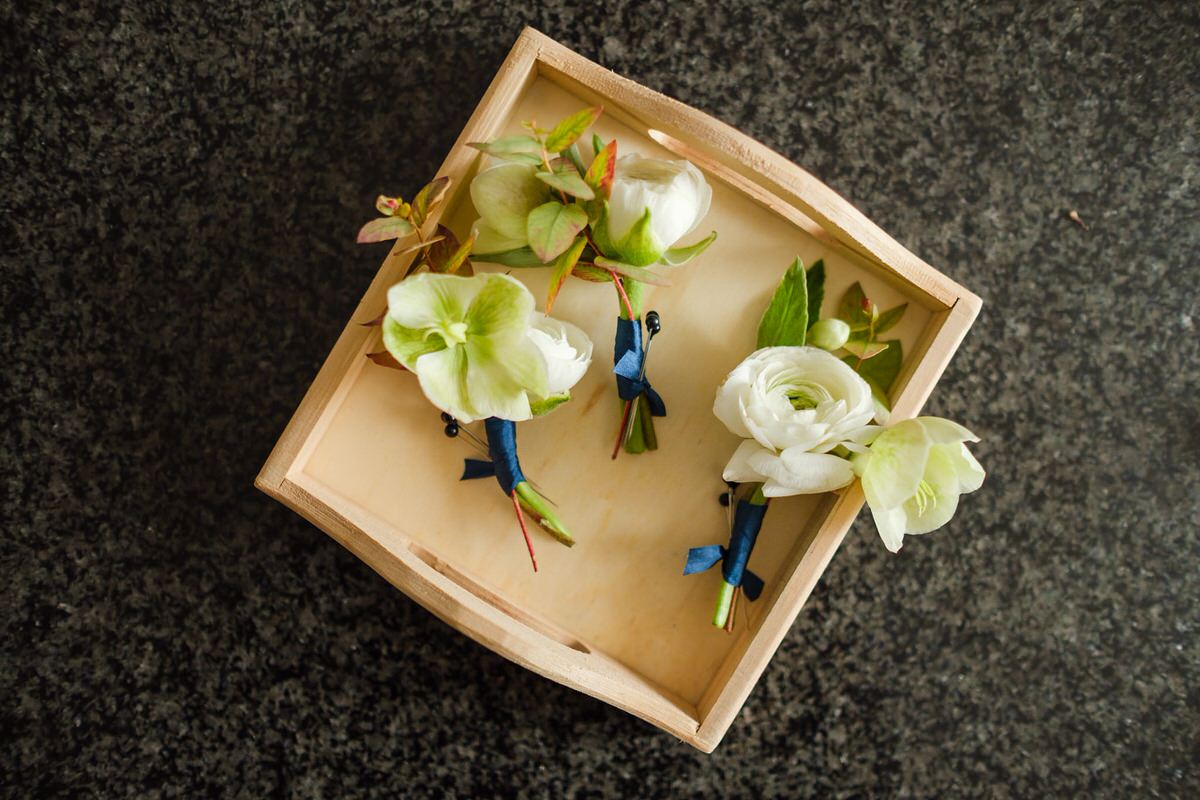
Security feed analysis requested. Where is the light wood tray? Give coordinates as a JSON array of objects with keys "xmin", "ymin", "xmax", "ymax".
[{"xmin": 256, "ymin": 28, "xmax": 980, "ymax": 752}]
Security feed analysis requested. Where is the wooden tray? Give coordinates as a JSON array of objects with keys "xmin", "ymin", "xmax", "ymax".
[{"xmin": 256, "ymin": 28, "xmax": 980, "ymax": 752}]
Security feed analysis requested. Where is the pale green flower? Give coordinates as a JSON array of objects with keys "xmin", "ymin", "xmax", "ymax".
[
  {"xmin": 468, "ymin": 163, "xmax": 551, "ymax": 254},
  {"xmin": 383, "ymin": 272, "xmax": 549, "ymax": 423},
  {"xmin": 853, "ymin": 417, "xmax": 985, "ymax": 552}
]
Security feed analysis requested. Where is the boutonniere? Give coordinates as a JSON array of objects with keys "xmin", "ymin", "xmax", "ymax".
[
  {"xmin": 465, "ymin": 108, "xmax": 717, "ymax": 457},
  {"xmin": 355, "ymin": 182, "xmax": 593, "ymax": 571},
  {"xmin": 686, "ymin": 259, "xmax": 985, "ymax": 629}
]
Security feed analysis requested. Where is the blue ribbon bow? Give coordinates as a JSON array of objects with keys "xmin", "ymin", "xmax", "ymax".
[
  {"xmin": 459, "ymin": 417, "xmax": 525, "ymax": 495},
  {"xmin": 683, "ymin": 499, "xmax": 767, "ymax": 601},
  {"xmin": 613, "ymin": 317, "xmax": 666, "ymax": 416}
]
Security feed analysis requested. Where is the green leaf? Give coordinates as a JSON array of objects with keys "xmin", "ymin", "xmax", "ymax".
[
  {"xmin": 546, "ymin": 236, "xmax": 587, "ymax": 312},
  {"xmin": 526, "ymin": 202, "xmax": 588, "ymax": 262},
  {"xmin": 805, "ymin": 259, "xmax": 826, "ymax": 327},
  {"xmin": 471, "ymin": 246, "xmax": 546, "ymax": 267},
  {"xmin": 535, "ymin": 170, "xmax": 595, "ymax": 200},
  {"xmin": 357, "ymin": 216, "xmax": 415, "ymax": 244},
  {"xmin": 874, "ymin": 303, "xmax": 908, "ymax": 335},
  {"xmin": 584, "ymin": 139, "xmax": 617, "ymax": 199},
  {"xmin": 593, "ymin": 257, "xmax": 672, "ymax": 287},
  {"xmin": 841, "ymin": 339, "xmax": 888, "ymax": 359},
  {"xmin": 844, "ymin": 339, "xmax": 904, "ymax": 396},
  {"xmin": 565, "ymin": 144, "xmax": 588, "ymax": 176},
  {"xmin": 756, "ymin": 257, "xmax": 809, "ymax": 348},
  {"xmin": 410, "ymin": 176, "xmax": 451, "ymax": 226},
  {"xmin": 545, "ymin": 106, "xmax": 603, "ymax": 153},
  {"xmin": 660, "ymin": 230, "xmax": 717, "ymax": 266},
  {"xmin": 571, "ymin": 264, "xmax": 612, "ymax": 283},
  {"xmin": 468, "ymin": 135, "xmax": 541, "ymax": 158},
  {"xmin": 838, "ymin": 282, "xmax": 872, "ymax": 331},
  {"xmin": 591, "ymin": 134, "xmax": 605, "ymax": 158}
]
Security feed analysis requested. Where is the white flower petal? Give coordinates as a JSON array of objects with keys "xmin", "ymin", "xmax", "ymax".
[
  {"xmin": 948, "ymin": 442, "xmax": 986, "ymax": 493},
  {"xmin": 860, "ymin": 418, "xmax": 931, "ymax": 511},
  {"xmin": 412, "ymin": 346, "xmax": 475, "ymax": 422},
  {"xmin": 527, "ymin": 312, "xmax": 593, "ymax": 396},
  {"xmin": 762, "ymin": 448, "xmax": 856, "ymax": 495},
  {"xmin": 722, "ymin": 440, "xmax": 771, "ymax": 484},
  {"xmin": 871, "ymin": 504, "xmax": 909, "ymax": 553},
  {"xmin": 387, "ymin": 272, "xmax": 482, "ymax": 333},
  {"xmin": 918, "ymin": 416, "xmax": 980, "ymax": 444}
]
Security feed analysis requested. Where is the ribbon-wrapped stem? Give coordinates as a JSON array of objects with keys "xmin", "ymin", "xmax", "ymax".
[
  {"xmin": 612, "ymin": 278, "xmax": 665, "ymax": 455},
  {"xmin": 460, "ymin": 418, "xmax": 575, "ymax": 556},
  {"xmin": 684, "ymin": 483, "xmax": 770, "ymax": 630}
]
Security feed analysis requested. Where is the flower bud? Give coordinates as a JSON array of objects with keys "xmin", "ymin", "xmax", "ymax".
[{"xmin": 808, "ymin": 318, "xmax": 851, "ymax": 351}]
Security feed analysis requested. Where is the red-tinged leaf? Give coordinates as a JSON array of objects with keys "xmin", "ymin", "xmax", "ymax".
[
  {"xmin": 545, "ymin": 106, "xmax": 603, "ymax": 153},
  {"xmin": 593, "ymin": 256, "xmax": 672, "ymax": 287},
  {"xmin": 526, "ymin": 202, "xmax": 588, "ymax": 262},
  {"xmin": 546, "ymin": 236, "xmax": 587, "ymax": 313},
  {"xmin": 427, "ymin": 225, "xmax": 474, "ymax": 274},
  {"xmin": 410, "ymin": 177, "xmax": 451, "ymax": 226},
  {"xmin": 535, "ymin": 170, "xmax": 594, "ymax": 200},
  {"xmin": 366, "ymin": 351, "xmax": 406, "ymax": 371},
  {"xmin": 584, "ymin": 139, "xmax": 617, "ymax": 199},
  {"xmin": 357, "ymin": 216, "xmax": 415, "ymax": 244},
  {"xmin": 572, "ymin": 264, "xmax": 611, "ymax": 283},
  {"xmin": 359, "ymin": 311, "xmax": 386, "ymax": 327}
]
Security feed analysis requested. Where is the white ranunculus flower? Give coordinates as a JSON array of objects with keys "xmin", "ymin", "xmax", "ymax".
[
  {"xmin": 526, "ymin": 312, "xmax": 593, "ymax": 397},
  {"xmin": 853, "ymin": 417, "xmax": 985, "ymax": 552},
  {"xmin": 597, "ymin": 153, "xmax": 713, "ymax": 266},
  {"xmin": 714, "ymin": 346, "xmax": 878, "ymax": 496}
]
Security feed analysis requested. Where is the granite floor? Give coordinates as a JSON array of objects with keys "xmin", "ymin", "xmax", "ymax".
[{"xmin": 3, "ymin": 1, "xmax": 1198, "ymax": 796}]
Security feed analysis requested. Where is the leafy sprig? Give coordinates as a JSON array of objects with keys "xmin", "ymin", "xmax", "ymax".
[{"xmin": 355, "ymin": 177, "xmax": 474, "ymax": 277}]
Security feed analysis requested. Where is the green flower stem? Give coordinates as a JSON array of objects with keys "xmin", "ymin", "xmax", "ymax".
[
  {"xmin": 712, "ymin": 580, "xmax": 736, "ymax": 628},
  {"xmin": 616, "ymin": 277, "xmax": 657, "ymax": 453},
  {"xmin": 711, "ymin": 483, "xmax": 768, "ymax": 629},
  {"xmin": 514, "ymin": 481, "xmax": 575, "ymax": 547}
]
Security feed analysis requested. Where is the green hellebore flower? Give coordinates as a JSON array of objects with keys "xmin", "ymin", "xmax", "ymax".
[
  {"xmin": 382, "ymin": 272, "xmax": 549, "ymax": 423},
  {"xmin": 468, "ymin": 162, "xmax": 552, "ymax": 255},
  {"xmin": 853, "ymin": 417, "xmax": 985, "ymax": 552}
]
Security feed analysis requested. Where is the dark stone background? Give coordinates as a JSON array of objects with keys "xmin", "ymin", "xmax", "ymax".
[{"xmin": 3, "ymin": 1, "xmax": 1197, "ymax": 796}]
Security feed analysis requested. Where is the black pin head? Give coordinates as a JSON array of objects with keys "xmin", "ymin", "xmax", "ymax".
[
  {"xmin": 645, "ymin": 310, "xmax": 662, "ymax": 336},
  {"xmin": 718, "ymin": 491, "xmax": 731, "ymax": 507},
  {"xmin": 440, "ymin": 412, "xmax": 455, "ymax": 424},
  {"xmin": 443, "ymin": 422, "xmax": 460, "ymax": 438}
]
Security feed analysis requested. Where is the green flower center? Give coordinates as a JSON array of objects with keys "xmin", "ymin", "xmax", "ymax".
[
  {"xmin": 439, "ymin": 321, "xmax": 469, "ymax": 346},
  {"xmin": 781, "ymin": 380, "xmax": 832, "ymax": 411}
]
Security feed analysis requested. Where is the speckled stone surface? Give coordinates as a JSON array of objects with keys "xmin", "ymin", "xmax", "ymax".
[{"xmin": 3, "ymin": 1, "xmax": 1198, "ymax": 796}]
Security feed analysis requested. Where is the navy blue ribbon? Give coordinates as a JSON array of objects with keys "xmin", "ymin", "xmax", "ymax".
[
  {"xmin": 683, "ymin": 499, "xmax": 767, "ymax": 601},
  {"xmin": 458, "ymin": 417, "xmax": 525, "ymax": 495},
  {"xmin": 613, "ymin": 317, "xmax": 666, "ymax": 416}
]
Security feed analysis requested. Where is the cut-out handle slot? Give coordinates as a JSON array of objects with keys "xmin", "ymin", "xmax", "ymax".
[{"xmin": 408, "ymin": 542, "xmax": 591, "ymax": 655}]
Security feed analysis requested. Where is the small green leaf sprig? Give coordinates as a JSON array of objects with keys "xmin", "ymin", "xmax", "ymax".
[
  {"xmin": 758, "ymin": 259, "xmax": 909, "ymax": 413},
  {"xmin": 356, "ymin": 176, "xmax": 476, "ymax": 278}
]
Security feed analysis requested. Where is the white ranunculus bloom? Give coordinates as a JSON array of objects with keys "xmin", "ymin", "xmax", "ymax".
[
  {"xmin": 598, "ymin": 154, "xmax": 713, "ymax": 266},
  {"xmin": 853, "ymin": 417, "xmax": 985, "ymax": 552},
  {"xmin": 714, "ymin": 346, "xmax": 878, "ymax": 496},
  {"xmin": 526, "ymin": 312, "xmax": 593, "ymax": 397}
]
